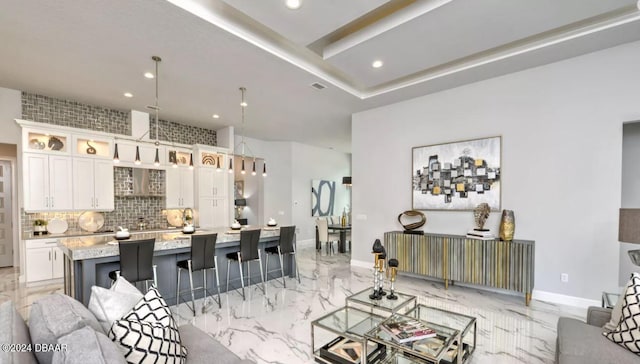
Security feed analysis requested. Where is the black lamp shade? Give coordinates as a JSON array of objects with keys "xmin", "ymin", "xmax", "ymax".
[
  {"xmin": 113, "ymin": 143, "xmax": 119, "ymax": 163},
  {"xmin": 134, "ymin": 146, "xmax": 141, "ymax": 164},
  {"xmin": 343, "ymin": 176, "xmax": 352, "ymax": 186},
  {"xmin": 235, "ymin": 198, "xmax": 247, "ymax": 207}
]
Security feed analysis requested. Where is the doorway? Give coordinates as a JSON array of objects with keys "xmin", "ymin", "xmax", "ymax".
[{"xmin": 0, "ymin": 160, "xmax": 13, "ymax": 267}]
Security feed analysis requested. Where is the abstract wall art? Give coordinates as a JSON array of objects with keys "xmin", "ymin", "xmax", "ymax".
[
  {"xmin": 312, "ymin": 179, "xmax": 336, "ymax": 216},
  {"xmin": 412, "ymin": 136, "xmax": 501, "ymax": 211}
]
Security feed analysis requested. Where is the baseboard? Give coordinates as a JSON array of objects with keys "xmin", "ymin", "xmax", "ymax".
[
  {"xmin": 350, "ymin": 259, "xmax": 371, "ymax": 269},
  {"xmin": 297, "ymin": 238, "xmax": 315, "ymax": 248},
  {"xmin": 532, "ymin": 289, "xmax": 600, "ymax": 308}
]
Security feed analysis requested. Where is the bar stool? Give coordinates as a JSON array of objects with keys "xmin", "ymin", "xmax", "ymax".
[
  {"xmin": 108, "ymin": 238, "xmax": 157, "ymax": 292},
  {"xmin": 176, "ymin": 233, "xmax": 221, "ymax": 315},
  {"xmin": 264, "ymin": 226, "xmax": 300, "ymax": 287},
  {"xmin": 226, "ymin": 229, "xmax": 265, "ymax": 300}
]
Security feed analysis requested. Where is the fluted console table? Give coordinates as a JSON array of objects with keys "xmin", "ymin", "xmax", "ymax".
[{"xmin": 384, "ymin": 231, "xmax": 535, "ymax": 305}]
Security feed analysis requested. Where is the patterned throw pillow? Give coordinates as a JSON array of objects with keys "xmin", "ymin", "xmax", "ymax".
[
  {"xmin": 108, "ymin": 287, "xmax": 187, "ymax": 364},
  {"xmin": 604, "ymin": 272, "xmax": 640, "ymax": 355}
]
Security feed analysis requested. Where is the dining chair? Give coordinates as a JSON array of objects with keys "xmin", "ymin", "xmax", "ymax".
[
  {"xmin": 317, "ymin": 218, "xmax": 339, "ymax": 255},
  {"xmin": 264, "ymin": 226, "xmax": 300, "ymax": 287}
]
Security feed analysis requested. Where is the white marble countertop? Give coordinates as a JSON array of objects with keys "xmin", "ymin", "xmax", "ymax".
[
  {"xmin": 22, "ymin": 227, "xmax": 185, "ymax": 241},
  {"xmin": 57, "ymin": 226, "xmax": 281, "ymax": 261}
]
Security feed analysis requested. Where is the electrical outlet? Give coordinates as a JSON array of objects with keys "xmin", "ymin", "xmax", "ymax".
[{"xmin": 561, "ymin": 273, "xmax": 569, "ymax": 283}]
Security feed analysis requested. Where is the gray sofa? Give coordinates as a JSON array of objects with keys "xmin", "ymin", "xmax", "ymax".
[
  {"xmin": 556, "ymin": 306, "xmax": 638, "ymax": 364},
  {"xmin": 0, "ymin": 295, "xmax": 251, "ymax": 364}
]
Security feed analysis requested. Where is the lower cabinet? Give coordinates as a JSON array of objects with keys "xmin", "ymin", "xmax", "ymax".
[{"xmin": 25, "ymin": 239, "xmax": 64, "ymax": 282}]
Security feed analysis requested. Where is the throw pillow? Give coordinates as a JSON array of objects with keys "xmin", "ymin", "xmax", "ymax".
[
  {"xmin": 604, "ymin": 285, "xmax": 627, "ymax": 331},
  {"xmin": 52, "ymin": 326, "xmax": 126, "ymax": 364},
  {"xmin": 29, "ymin": 293, "xmax": 104, "ymax": 364},
  {"xmin": 88, "ymin": 276, "xmax": 143, "ymax": 332},
  {"xmin": 109, "ymin": 287, "xmax": 187, "ymax": 364},
  {"xmin": 604, "ymin": 272, "xmax": 640, "ymax": 355}
]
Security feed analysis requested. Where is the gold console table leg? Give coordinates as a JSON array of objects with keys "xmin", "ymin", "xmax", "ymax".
[{"xmin": 525, "ymin": 293, "xmax": 531, "ymax": 306}]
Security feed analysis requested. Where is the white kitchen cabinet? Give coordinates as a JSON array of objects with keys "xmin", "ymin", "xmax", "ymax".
[
  {"xmin": 24, "ymin": 153, "xmax": 73, "ymax": 212},
  {"xmin": 166, "ymin": 167, "xmax": 194, "ymax": 208},
  {"xmin": 25, "ymin": 239, "xmax": 64, "ymax": 282},
  {"xmin": 73, "ymin": 158, "xmax": 114, "ymax": 211},
  {"xmin": 197, "ymin": 167, "xmax": 228, "ymax": 198},
  {"xmin": 197, "ymin": 198, "xmax": 229, "ymax": 229}
]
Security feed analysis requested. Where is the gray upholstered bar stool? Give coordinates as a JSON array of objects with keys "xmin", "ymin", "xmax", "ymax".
[
  {"xmin": 264, "ymin": 226, "xmax": 300, "ymax": 287},
  {"xmin": 108, "ymin": 238, "xmax": 157, "ymax": 292},
  {"xmin": 226, "ymin": 229, "xmax": 265, "ymax": 300},
  {"xmin": 176, "ymin": 233, "xmax": 221, "ymax": 315}
]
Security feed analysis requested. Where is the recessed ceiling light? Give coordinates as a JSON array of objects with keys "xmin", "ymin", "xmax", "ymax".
[
  {"xmin": 372, "ymin": 60, "xmax": 384, "ymax": 68},
  {"xmin": 212, "ymin": 114, "xmax": 220, "ymax": 119},
  {"xmin": 144, "ymin": 72, "xmax": 154, "ymax": 79},
  {"xmin": 124, "ymin": 92, "xmax": 133, "ymax": 98},
  {"xmin": 285, "ymin": 0, "xmax": 301, "ymax": 10}
]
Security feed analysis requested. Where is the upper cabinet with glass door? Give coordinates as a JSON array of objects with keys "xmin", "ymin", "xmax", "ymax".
[{"xmin": 23, "ymin": 128, "xmax": 70, "ymax": 154}]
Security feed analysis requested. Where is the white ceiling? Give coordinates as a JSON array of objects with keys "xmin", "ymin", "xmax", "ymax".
[{"xmin": 0, "ymin": 0, "xmax": 639, "ymax": 153}]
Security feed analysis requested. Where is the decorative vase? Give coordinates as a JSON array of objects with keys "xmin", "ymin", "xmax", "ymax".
[{"xmin": 499, "ymin": 210, "xmax": 515, "ymax": 241}]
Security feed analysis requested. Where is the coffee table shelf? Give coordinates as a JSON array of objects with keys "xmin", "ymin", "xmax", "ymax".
[{"xmin": 346, "ymin": 287, "xmax": 417, "ymax": 316}]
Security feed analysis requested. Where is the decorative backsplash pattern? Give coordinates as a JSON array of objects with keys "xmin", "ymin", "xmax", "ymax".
[
  {"xmin": 21, "ymin": 92, "xmax": 216, "ymax": 235},
  {"xmin": 21, "ymin": 92, "xmax": 216, "ymax": 146},
  {"xmin": 22, "ymin": 93, "xmax": 130, "ymax": 135},
  {"xmin": 150, "ymin": 119, "xmax": 216, "ymax": 146}
]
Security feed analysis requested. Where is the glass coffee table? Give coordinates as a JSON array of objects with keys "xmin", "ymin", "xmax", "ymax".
[{"xmin": 346, "ymin": 287, "xmax": 417, "ymax": 316}]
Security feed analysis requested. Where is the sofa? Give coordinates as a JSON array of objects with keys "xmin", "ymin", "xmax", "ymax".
[
  {"xmin": 556, "ymin": 306, "xmax": 638, "ymax": 364},
  {"xmin": 0, "ymin": 295, "xmax": 252, "ymax": 364}
]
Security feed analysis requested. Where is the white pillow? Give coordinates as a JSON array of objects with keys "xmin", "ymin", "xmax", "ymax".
[
  {"xmin": 88, "ymin": 277, "xmax": 143, "ymax": 332},
  {"xmin": 109, "ymin": 287, "xmax": 187, "ymax": 364},
  {"xmin": 604, "ymin": 285, "xmax": 626, "ymax": 331},
  {"xmin": 604, "ymin": 272, "xmax": 640, "ymax": 355}
]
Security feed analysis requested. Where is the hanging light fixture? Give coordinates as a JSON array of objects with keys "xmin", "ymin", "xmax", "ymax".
[
  {"xmin": 134, "ymin": 146, "xmax": 141, "ymax": 165},
  {"xmin": 228, "ymin": 157, "xmax": 233, "ymax": 173},
  {"xmin": 154, "ymin": 145, "xmax": 160, "ymax": 166},
  {"xmin": 216, "ymin": 156, "xmax": 221, "ymax": 172},
  {"xmin": 189, "ymin": 153, "xmax": 194, "ymax": 169},
  {"xmin": 113, "ymin": 142, "xmax": 120, "ymax": 163},
  {"xmin": 233, "ymin": 87, "xmax": 267, "ymax": 178}
]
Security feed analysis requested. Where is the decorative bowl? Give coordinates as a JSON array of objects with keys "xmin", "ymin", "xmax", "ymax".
[{"xmin": 114, "ymin": 235, "xmax": 130, "ymax": 241}]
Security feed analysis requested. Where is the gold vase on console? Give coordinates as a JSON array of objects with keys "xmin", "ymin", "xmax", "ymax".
[{"xmin": 499, "ymin": 210, "xmax": 515, "ymax": 241}]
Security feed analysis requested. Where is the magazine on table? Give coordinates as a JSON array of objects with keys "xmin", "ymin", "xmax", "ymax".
[
  {"xmin": 379, "ymin": 317, "xmax": 437, "ymax": 343},
  {"xmin": 319, "ymin": 336, "xmax": 384, "ymax": 364}
]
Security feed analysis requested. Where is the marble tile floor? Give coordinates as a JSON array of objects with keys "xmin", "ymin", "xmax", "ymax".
[{"xmin": 0, "ymin": 247, "xmax": 586, "ymax": 364}]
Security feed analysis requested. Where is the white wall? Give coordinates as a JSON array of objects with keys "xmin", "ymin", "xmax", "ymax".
[
  {"xmin": 619, "ymin": 122, "xmax": 640, "ymax": 286},
  {"xmin": 238, "ymin": 137, "xmax": 351, "ymax": 243},
  {"xmin": 291, "ymin": 142, "xmax": 351, "ymax": 243},
  {"xmin": 352, "ymin": 40, "xmax": 640, "ymax": 302},
  {"xmin": 0, "ymin": 87, "xmax": 22, "ymax": 269}
]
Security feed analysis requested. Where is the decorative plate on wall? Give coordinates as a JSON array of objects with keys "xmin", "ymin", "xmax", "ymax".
[
  {"xmin": 48, "ymin": 218, "xmax": 68, "ymax": 234},
  {"xmin": 166, "ymin": 210, "xmax": 184, "ymax": 228},
  {"xmin": 78, "ymin": 211, "xmax": 105, "ymax": 232}
]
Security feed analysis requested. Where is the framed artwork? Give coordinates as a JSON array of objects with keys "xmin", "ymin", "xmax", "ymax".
[
  {"xmin": 311, "ymin": 179, "xmax": 336, "ymax": 216},
  {"xmin": 412, "ymin": 136, "xmax": 501, "ymax": 211},
  {"xmin": 234, "ymin": 180, "xmax": 244, "ymax": 199}
]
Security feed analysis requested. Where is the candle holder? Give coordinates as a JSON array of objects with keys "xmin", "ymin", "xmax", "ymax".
[
  {"xmin": 387, "ymin": 258, "xmax": 399, "ymax": 300},
  {"xmin": 370, "ymin": 239, "xmax": 384, "ymax": 300}
]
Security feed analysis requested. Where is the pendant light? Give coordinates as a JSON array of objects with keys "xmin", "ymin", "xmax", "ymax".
[
  {"xmin": 113, "ymin": 142, "xmax": 120, "ymax": 163},
  {"xmin": 134, "ymin": 146, "xmax": 141, "ymax": 165},
  {"xmin": 189, "ymin": 153, "xmax": 194, "ymax": 169},
  {"xmin": 152, "ymin": 56, "xmax": 162, "ymax": 167},
  {"xmin": 228, "ymin": 157, "xmax": 233, "ymax": 173},
  {"xmin": 233, "ymin": 87, "xmax": 267, "ymax": 178},
  {"xmin": 216, "ymin": 156, "xmax": 221, "ymax": 172},
  {"xmin": 154, "ymin": 144, "xmax": 160, "ymax": 166}
]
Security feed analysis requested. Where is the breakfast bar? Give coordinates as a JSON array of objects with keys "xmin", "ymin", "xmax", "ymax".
[{"xmin": 57, "ymin": 227, "xmax": 293, "ymax": 306}]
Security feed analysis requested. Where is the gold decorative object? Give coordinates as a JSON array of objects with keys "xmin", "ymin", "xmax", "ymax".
[
  {"xmin": 499, "ymin": 210, "xmax": 515, "ymax": 241},
  {"xmin": 397, "ymin": 210, "xmax": 426, "ymax": 231},
  {"xmin": 473, "ymin": 203, "xmax": 491, "ymax": 230}
]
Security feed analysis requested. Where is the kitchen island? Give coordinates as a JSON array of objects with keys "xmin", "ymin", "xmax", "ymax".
[{"xmin": 58, "ymin": 227, "xmax": 293, "ymax": 306}]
